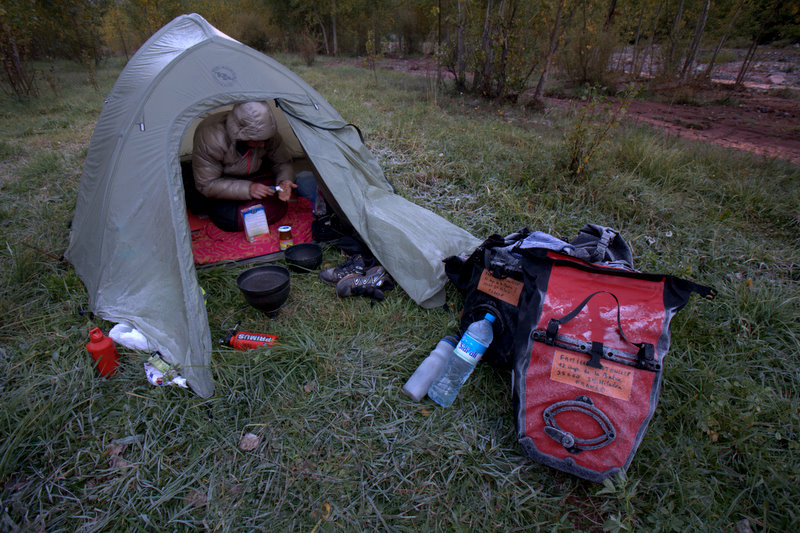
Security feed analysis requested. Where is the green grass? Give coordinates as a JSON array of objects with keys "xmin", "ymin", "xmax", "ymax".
[{"xmin": 1, "ymin": 56, "xmax": 799, "ymax": 531}]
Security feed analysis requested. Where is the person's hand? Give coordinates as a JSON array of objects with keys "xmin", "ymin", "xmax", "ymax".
[
  {"xmin": 249, "ymin": 182, "xmax": 274, "ymax": 199},
  {"xmin": 277, "ymin": 180, "xmax": 297, "ymax": 202}
]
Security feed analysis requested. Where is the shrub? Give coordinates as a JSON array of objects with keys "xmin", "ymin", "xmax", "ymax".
[
  {"xmin": 298, "ymin": 33, "xmax": 317, "ymax": 67},
  {"xmin": 559, "ymin": 22, "xmax": 619, "ymax": 87}
]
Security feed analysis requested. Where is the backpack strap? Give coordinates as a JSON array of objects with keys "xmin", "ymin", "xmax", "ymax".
[{"xmin": 590, "ymin": 227, "xmax": 616, "ymax": 263}]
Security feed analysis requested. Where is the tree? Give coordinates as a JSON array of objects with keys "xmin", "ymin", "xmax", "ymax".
[
  {"xmin": 120, "ymin": 0, "xmax": 183, "ymax": 43},
  {"xmin": 532, "ymin": 0, "xmax": 565, "ymax": 101},
  {"xmin": 735, "ymin": 0, "xmax": 782, "ymax": 88},
  {"xmin": 630, "ymin": 0, "xmax": 664, "ymax": 79},
  {"xmin": 680, "ymin": 0, "xmax": 711, "ymax": 80},
  {"xmin": 1, "ymin": 0, "xmax": 112, "ymax": 97},
  {"xmin": 702, "ymin": 0, "xmax": 747, "ymax": 80},
  {"xmin": 1, "ymin": 0, "xmax": 38, "ymax": 97},
  {"xmin": 451, "ymin": 0, "xmax": 468, "ymax": 90},
  {"xmin": 49, "ymin": 0, "xmax": 111, "ymax": 65},
  {"xmin": 558, "ymin": 0, "xmax": 621, "ymax": 87},
  {"xmin": 636, "ymin": 0, "xmax": 665, "ymax": 79},
  {"xmin": 663, "ymin": 0, "xmax": 686, "ymax": 78},
  {"xmin": 1, "ymin": 0, "xmax": 112, "ymax": 65},
  {"xmin": 439, "ymin": 0, "xmax": 545, "ymax": 100}
]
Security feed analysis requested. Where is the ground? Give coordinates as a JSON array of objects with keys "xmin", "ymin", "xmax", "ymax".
[
  {"xmin": 549, "ymin": 83, "xmax": 800, "ymax": 165},
  {"xmin": 333, "ymin": 48, "xmax": 800, "ymax": 166}
]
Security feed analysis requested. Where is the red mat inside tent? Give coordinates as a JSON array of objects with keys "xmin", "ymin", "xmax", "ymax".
[{"xmin": 188, "ymin": 198, "xmax": 314, "ymax": 265}]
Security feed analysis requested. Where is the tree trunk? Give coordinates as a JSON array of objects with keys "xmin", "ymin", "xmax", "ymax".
[
  {"xmin": 533, "ymin": 0, "xmax": 565, "ymax": 101},
  {"xmin": 603, "ymin": 0, "xmax": 618, "ymax": 30},
  {"xmin": 115, "ymin": 18, "xmax": 130, "ymax": 60},
  {"xmin": 495, "ymin": 0, "xmax": 518, "ymax": 100},
  {"xmin": 579, "ymin": 1, "xmax": 589, "ymax": 82},
  {"xmin": 454, "ymin": 0, "xmax": 467, "ymax": 90},
  {"xmin": 481, "ymin": 0, "xmax": 509, "ymax": 98},
  {"xmin": 735, "ymin": 38, "xmax": 758, "ymax": 88},
  {"xmin": 1, "ymin": 27, "xmax": 37, "ymax": 98},
  {"xmin": 630, "ymin": 2, "xmax": 645, "ymax": 77},
  {"xmin": 704, "ymin": 0, "xmax": 746, "ymax": 79},
  {"xmin": 331, "ymin": 0, "xmax": 338, "ymax": 56},
  {"xmin": 371, "ymin": 5, "xmax": 381, "ymax": 56},
  {"xmin": 437, "ymin": 0, "xmax": 442, "ymax": 86},
  {"xmin": 642, "ymin": 1, "xmax": 665, "ymax": 78},
  {"xmin": 315, "ymin": 12, "xmax": 330, "ymax": 56},
  {"xmin": 665, "ymin": 0, "xmax": 685, "ymax": 77},
  {"xmin": 472, "ymin": 0, "xmax": 494, "ymax": 95},
  {"xmin": 681, "ymin": 0, "xmax": 711, "ymax": 80}
]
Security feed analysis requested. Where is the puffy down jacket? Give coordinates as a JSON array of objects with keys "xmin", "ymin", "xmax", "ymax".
[{"xmin": 192, "ymin": 101, "xmax": 294, "ymax": 200}]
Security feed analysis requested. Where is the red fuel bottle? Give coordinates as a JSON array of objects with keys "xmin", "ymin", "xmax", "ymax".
[
  {"xmin": 220, "ymin": 322, "xmax": 277, "ymax": 350},
  {"xmin": 86, "ymin": 327, "xmax": 120, "ymax": 377},
  {"xmin": 223, "ymin": 331, "xmax": 278, "ymax": 351}
]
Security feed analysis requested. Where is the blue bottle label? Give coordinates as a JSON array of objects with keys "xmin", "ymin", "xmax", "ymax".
[{"xmin": 453, "ymin": 334, "xmax": 486, "ymax": 365}]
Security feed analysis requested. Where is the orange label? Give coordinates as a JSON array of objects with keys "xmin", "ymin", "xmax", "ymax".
[
  {"xmin": 477, "ymin": 269, "xmax": 523, "ymax": 307},
  {"xmin": 549, "ymin": 348, "xmax": 634, "ymax": 401}
]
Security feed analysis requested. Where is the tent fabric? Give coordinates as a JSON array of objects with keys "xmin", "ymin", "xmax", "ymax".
[{"xmin": 66, "ymin": 14, "xmax": 480, "ymax": 398}]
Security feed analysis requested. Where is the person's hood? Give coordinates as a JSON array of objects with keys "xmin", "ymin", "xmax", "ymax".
[{"xmin": 226, "ymin": 101, "xmax": 276, "ymax": 141}]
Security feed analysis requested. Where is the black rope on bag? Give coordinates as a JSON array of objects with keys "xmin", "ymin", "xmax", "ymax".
[
  {"xmin": 544, "ymin": 290, "xmax": 655, "ymax": 369},
  {"xmin": 275, "ymin": 98, "xmax": 364, "ymax": 143}
]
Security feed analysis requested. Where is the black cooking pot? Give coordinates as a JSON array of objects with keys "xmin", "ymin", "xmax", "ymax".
[
  {"xmin": 236, "ymin": 265, "xmax": 291, "ymax": 315},
  {"xmin": 284, "ymin": 243, "xmax": 323, "ymax": 273}
]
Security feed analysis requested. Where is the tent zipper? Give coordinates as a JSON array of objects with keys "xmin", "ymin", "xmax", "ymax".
[{"xmin": 275, "ymin": 98, "xmax": 364, "ymax": 143}]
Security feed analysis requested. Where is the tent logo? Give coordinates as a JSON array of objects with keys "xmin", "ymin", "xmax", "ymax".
[{"xmin": 212, "ymin": 66, "xmax": 237, "ymax": 86}]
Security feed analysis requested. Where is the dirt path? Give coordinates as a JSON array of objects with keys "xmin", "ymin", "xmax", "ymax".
[
  {"xmin": 329, "ymin": 52, "xmax": 800, "ymax": 166},
  {"xmin": 623, "ymin": 92, "xmax": 799, "ymax": 165},
  {"xmin": 546, "ymin": 88, "xmax": 800, "ymax": 165}
]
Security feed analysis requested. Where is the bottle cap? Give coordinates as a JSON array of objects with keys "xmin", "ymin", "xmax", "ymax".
[
  {"xmin": 484, "ymin": 313, "xmax": 496, "ymax": 323},
  {"xmin": 440, "ymin": 335, "xmax": 458, "ymax": 347}
]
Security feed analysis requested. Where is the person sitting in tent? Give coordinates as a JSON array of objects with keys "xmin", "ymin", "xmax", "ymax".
[{"xmin": 189, "ymin": 101, "xmax": 317, "ymax": 232}]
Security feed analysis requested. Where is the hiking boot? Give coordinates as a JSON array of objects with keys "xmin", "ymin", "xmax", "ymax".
[
  {"xmin": 336, "ymin": 266, "xmax": 395, "ymax": 300},
  {"xmin": 319, "ymin": 254, "xmax": 372, "ymax": 285}
]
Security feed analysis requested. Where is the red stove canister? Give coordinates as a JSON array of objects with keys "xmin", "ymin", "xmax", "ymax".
[{"xmin": 86, "ymin": 327, "xmax": 120, "ymax": 377}]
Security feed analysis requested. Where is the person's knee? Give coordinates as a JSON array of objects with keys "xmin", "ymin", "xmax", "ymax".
[
  {"xmin": 208, "ymin": 207, "xmax": 240, "ymax": 232},
  {"xmin": 294, "ymin": 171, "xmax": 317, "ymax": 202}
]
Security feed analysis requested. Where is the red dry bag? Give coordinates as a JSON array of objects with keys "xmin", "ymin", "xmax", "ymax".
[{"xmin": 512, "ymin": 250, "xmax": 714, "ymax": 482}]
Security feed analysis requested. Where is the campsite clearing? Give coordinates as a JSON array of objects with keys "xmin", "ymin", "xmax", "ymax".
[{"xmin": 1, "ymin": 49, "xmax": 798, "ymax": 531}]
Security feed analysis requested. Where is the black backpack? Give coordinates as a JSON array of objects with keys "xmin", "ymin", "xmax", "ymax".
[{"xmin": 444, "ymin": 225, "xmax": 639, "ymax": 368}]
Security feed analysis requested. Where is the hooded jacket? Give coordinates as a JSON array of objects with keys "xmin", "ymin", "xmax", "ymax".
[{"xmin": 192, "ymin": 102, "xmax": 294, "ymax": 200}]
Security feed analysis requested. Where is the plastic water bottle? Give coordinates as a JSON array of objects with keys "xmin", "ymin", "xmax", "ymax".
[
  {"xmin": 428, "ymin": 313, "xmax": 496, "ymax": 407},
  {"xmin": 402, "ymin": 336, "xmax": 458, "ymax": 402}
]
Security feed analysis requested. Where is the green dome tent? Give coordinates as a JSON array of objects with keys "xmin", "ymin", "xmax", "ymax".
[{"xmin": 66, "ymin": 14, "xmax": 480, "ymax": 398}]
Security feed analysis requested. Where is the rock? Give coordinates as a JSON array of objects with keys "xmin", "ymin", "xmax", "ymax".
[
  {"xmin": 184, "ymin": 489, "xmax": 207, "ymax": 508},
  {"xmin": 238, "ymin": 432, "xmax": 260, "ymax": 451},
  {"xmin": 768, "ymin": 73, "xmax": 786, "ymax": 85}
]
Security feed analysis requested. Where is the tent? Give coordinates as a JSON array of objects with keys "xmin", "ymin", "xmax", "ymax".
[{"xmin": 66, "ymin": 14, "xmax": 480, "ymax": 398}]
